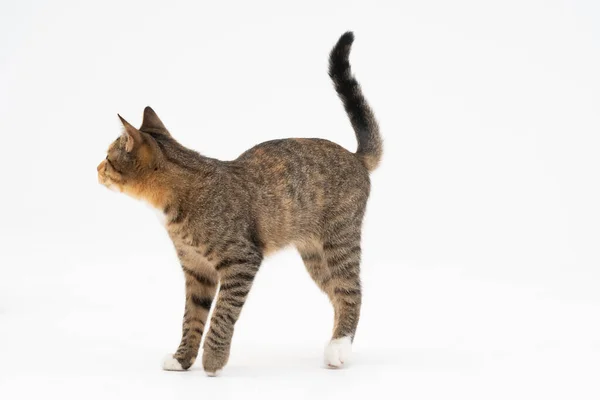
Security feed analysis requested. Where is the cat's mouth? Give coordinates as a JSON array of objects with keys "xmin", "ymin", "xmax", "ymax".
[
  {"xmin": 99, "ymin": 177, "xmax": 122, "ymax": 193},
  {"xmin": 97, "ymin": 159, "xmax": 123, "ymax": 192}
]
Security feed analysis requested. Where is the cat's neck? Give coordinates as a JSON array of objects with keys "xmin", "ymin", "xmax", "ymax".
[{"xmin": 145, "ymin": 157, "xmax": 219, "ymax": 218}]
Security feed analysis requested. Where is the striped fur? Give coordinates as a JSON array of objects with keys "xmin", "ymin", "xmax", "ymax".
[{"xmin": 97, "ymin": 32, "xmax": 381, "ymax": 374}]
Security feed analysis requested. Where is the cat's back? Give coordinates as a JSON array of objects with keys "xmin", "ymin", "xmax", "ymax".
[{"xmin": 235, "ymin": 137, "xmax": 369, "ymax": 184}]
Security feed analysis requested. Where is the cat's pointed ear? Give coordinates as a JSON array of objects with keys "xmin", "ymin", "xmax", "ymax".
[
  {"xmin": 140, "ymin": 106, "xmax": 170, "ymax": 136},
  {"xmin": 118, "ymin": 114, "xmax": 143, "ymax": 152}
]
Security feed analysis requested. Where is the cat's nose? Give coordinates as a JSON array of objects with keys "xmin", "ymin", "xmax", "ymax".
[{"xmin": 97, "ymin": 159, "xmax": 107, "ymax": 172}]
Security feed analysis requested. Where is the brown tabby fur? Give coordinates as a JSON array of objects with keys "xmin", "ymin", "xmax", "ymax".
[{"xmin": 97, "ymin": 31, "xmax": 381, "ymax": 374}]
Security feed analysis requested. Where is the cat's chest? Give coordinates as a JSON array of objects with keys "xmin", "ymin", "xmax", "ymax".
[
  {"xmin": 163, "ymin": 217, "xmax": 208, "ymax": 255},
  {"xmin": 144, "ymin": 201, "xmax": 211, "ymax": 261},
  {"xmin": 170, "ymin": 232, "xmax": 213, "ymax": 268}
]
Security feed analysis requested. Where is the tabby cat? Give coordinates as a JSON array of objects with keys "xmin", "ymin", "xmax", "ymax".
[{"xmin": 97, "ymin": 31, "xmax": 382, "ymax": 376}]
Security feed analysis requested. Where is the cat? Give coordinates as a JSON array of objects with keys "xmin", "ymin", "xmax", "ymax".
[{"xmin": 97, "ymin": 31, "xmax": 382, "ymax": 376}]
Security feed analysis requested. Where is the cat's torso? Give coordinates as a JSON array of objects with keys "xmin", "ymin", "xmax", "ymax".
[{"xmin": 160, "ymin": 138, "xmax": 370, "ymax": 265}]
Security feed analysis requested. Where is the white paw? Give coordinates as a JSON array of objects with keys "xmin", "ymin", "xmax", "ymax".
[
  {"xmin": 205, "ymin": 369, "xmax": 222, "ymax": 377},
  {"xmin": 162, "ymin": 354, "xmax": 184, "ymax": 371},
  {"xmin": 324, "ymin": 336, "xmax": 352, "ymax": 368}
]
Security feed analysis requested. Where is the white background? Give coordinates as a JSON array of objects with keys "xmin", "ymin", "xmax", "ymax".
[{"xmin": 1, "ymin": 0, "xmax": 599, "ymax": 398}]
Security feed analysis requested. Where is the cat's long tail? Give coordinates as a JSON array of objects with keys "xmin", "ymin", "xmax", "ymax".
[{"xmin": 329, "ymin": 31, "xmax": 382, "ymax": 172}]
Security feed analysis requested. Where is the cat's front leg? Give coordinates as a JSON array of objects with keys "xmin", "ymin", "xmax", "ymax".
[
  {"xmin": 163, "ymin": 264, "xmax": 218, "ymax": 371},
  {"xmin": 202, "ymin": 250, "xmax": 263, "ymax": 376}
]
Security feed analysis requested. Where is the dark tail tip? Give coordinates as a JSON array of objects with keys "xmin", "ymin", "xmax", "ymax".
[
  {"xmin": 329, "ymin": 31, "xmax": 355, "ymax": 78},
  {"xmin": 337, "ymin": 31, "xmax": 355, "ymax": 47}
]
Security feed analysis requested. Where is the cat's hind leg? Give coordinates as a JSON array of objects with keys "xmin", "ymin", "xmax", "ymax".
[
  {"xmin": 298, "ymin": 230, "xmax": 362, "ymax": 368},
  {"xmin": 322, "ymin": 228, "xmax": 362, "ymax": 368}
]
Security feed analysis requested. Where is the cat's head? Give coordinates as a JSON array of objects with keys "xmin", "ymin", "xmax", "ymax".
[{"xmin": 97, "ymin": 106, "xmax": 170, "ymax": 202}]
